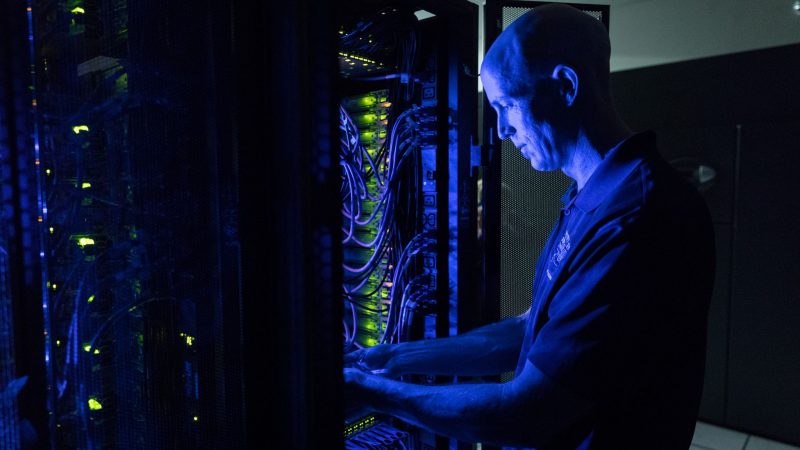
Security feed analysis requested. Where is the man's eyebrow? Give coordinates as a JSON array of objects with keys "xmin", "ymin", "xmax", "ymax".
[{"xmin": 489, "ymin": 97, "xmax": 509, "ymax": 108}]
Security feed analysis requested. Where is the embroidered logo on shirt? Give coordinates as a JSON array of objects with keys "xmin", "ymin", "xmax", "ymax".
[{"xmin": 546, "ymin": 231, "xmax": 570, "ymax": 280}]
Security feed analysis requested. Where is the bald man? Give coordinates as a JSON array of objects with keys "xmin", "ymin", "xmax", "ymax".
[{"xmin": 344, "ymin": 4, "xmax": 715, "ymax": 449}]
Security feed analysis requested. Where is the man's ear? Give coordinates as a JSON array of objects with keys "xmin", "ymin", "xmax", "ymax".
[{"xmin": 551, "ymin": 65, "xmax": 578, "ymax": 107}]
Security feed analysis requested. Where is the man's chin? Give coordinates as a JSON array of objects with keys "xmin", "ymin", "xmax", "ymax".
[{"xmin": 529, "ymin": 159, "xmax": 555, "ymax": 172}]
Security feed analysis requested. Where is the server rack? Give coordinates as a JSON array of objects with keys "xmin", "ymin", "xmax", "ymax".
[
  {"xmin": 5, "ymin": 0, "xmax": 247, "ymax": 447},
  {"xmin": 337, "ymin": 1, "xmax": 480, "ymax": 448},
  {"xmin": 1, "ymin": 2, "xmax": 46, "ymax": 448},
  {"xmin": 6, "ymin": 0, "xmax": 484, "ymax": 448}
]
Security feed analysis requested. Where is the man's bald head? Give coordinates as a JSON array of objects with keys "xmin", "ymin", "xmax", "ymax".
[{"xmin": 482, "ymin": 4, "xmax": 611, "ymax": 99}]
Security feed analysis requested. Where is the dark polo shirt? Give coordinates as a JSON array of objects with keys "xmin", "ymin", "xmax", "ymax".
[{"xmin": 512, "ymin": 131, "xmax": 715, "ymax": 449}]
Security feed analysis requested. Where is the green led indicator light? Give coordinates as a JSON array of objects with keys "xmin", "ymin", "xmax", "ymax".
[
  {"xmin": 88, "ymin": 398, "xmax": 102, "ymax": 410},
  {"xmin": 179, "ymin": 332, "xmax": 195, "ymax": 346},
  {"xmin": 77, "ymin": 237, "xmax": 95, "ymax": 248}
]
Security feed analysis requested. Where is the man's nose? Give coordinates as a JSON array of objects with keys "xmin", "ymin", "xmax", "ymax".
[{"xmin": 497, "ymin": 113, "xmax": 514, "ymax": 140}]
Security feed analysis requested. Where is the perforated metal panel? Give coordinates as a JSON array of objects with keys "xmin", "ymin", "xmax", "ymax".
[
  {"xmin": 502, "ymin": 6, "xmax": 532, "ymax": 28},
  {"xmin": 499, "ymin": 140, "xmax": 571, "ymax": 319},
  {"xmin": 503, "ymin": 4, "xmax": 607, "ymax": 29},
  {"xmin": 498, "ymin": 3, "xmax": 607, "ymax": 320}
]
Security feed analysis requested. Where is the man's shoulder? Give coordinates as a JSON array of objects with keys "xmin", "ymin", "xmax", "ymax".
[{"xmin": 608, "ymin": 150, "xmax": 707, "ymax": 217}]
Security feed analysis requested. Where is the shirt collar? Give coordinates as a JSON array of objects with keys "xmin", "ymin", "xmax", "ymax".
[{"xmin": 561, "ymin": 131, "xmax": 658, "ymax": 212}]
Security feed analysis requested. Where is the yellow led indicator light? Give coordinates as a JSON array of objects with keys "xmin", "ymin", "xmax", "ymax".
[
  {"xmin": 56, "ymin": 339, "xmax": 61, "ymax": 346},
  {"xmin": 81, "ymin": 182, "xmax": 92, "ymax": 189},
  {"xmin": 193, "ymin": 416, "xmax": 199, "ymax": 422},
  {"xmin": 49, "ymin": 227, "xmax": 54, "ymax": 234},
  {"xmin": 338, "ymin": 52, "xmax": 377, "ymax": 65},
  {"xmin": 83, "ymin": 343, "xmax": 92, "ymax": 352},
  {"xmin": 93, "ymin": 349, "xmax": 100, "ymax": 355},
  {"xmin": 179, "ymin": 332, "xmax": 196, "ymax": 346},
  {"xmin": 46, "ymin": 169, "xmax": 52, "ymax": 175},
  {"xmin": 88, "ymin": 398, "xmax": 103, "ymax": 410},
  {"xmin": 51, "ymin": 284, "xmax": 57, "ymax": 290},
  {"xmin": 87, "ymin": 294, "xmax": 95, "ymax": 303},
  {"xmin": 72, "ymin": 125, "xmax": 89, "ymax": 134},
  {"xmin": 77, "ymin": 237, "xmax": 95, "ymax": 247},
  {"xmin": 71, "ymin": 7, "xmax": 85, "ymax": 14}
]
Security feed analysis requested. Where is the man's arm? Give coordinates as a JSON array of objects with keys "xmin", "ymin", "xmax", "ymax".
[
  {"xmin": 345, "ymin": 359, "xmax": 592, "ymax": 447},
  {"xmin": 345, "ymin": 311, "xmax": 528, "ymax": 377}
]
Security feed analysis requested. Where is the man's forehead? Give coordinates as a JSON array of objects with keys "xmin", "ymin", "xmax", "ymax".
[{"xmin": 481, "ymin": 63, "xmax": 535, "ymax": 102}]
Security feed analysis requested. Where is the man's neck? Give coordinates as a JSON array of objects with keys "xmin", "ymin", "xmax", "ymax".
[{"xmin": 562, "ymin": 120, "xmax": 633, "ymax": 191}]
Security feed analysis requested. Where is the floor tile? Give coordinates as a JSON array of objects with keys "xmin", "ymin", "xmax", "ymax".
[
  {"xmin": 745, "ymin": 436, "xmax": 800, "ymax": 450},
  {"xmin": 692, "ymin": 421, "xmax": 749, "ymax": 450}
]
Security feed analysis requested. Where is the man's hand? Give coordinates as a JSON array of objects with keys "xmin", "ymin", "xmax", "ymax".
[
  {"xmin": 344, "ymin": 368, "xmax": 376, "ymax": 418},
  {"xmin": 344, "ymin": 316, "xmax": 526, "ymax": 378},
  {"xmin": 344, "ymin": 344, "xmax": 399, "ymax": 377}
]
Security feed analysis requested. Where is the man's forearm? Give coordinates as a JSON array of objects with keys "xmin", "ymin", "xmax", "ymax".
[
  {"xmin": 347, "ymin": 361, "xmax": 580, "ymax": 447},
  {"xmin": 390, "ymin": 315, "xmax": 526, "ymax": 376},
  {"xmin": 363, "ymin": 375, "xmax": 511, "ymax": 444}
]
